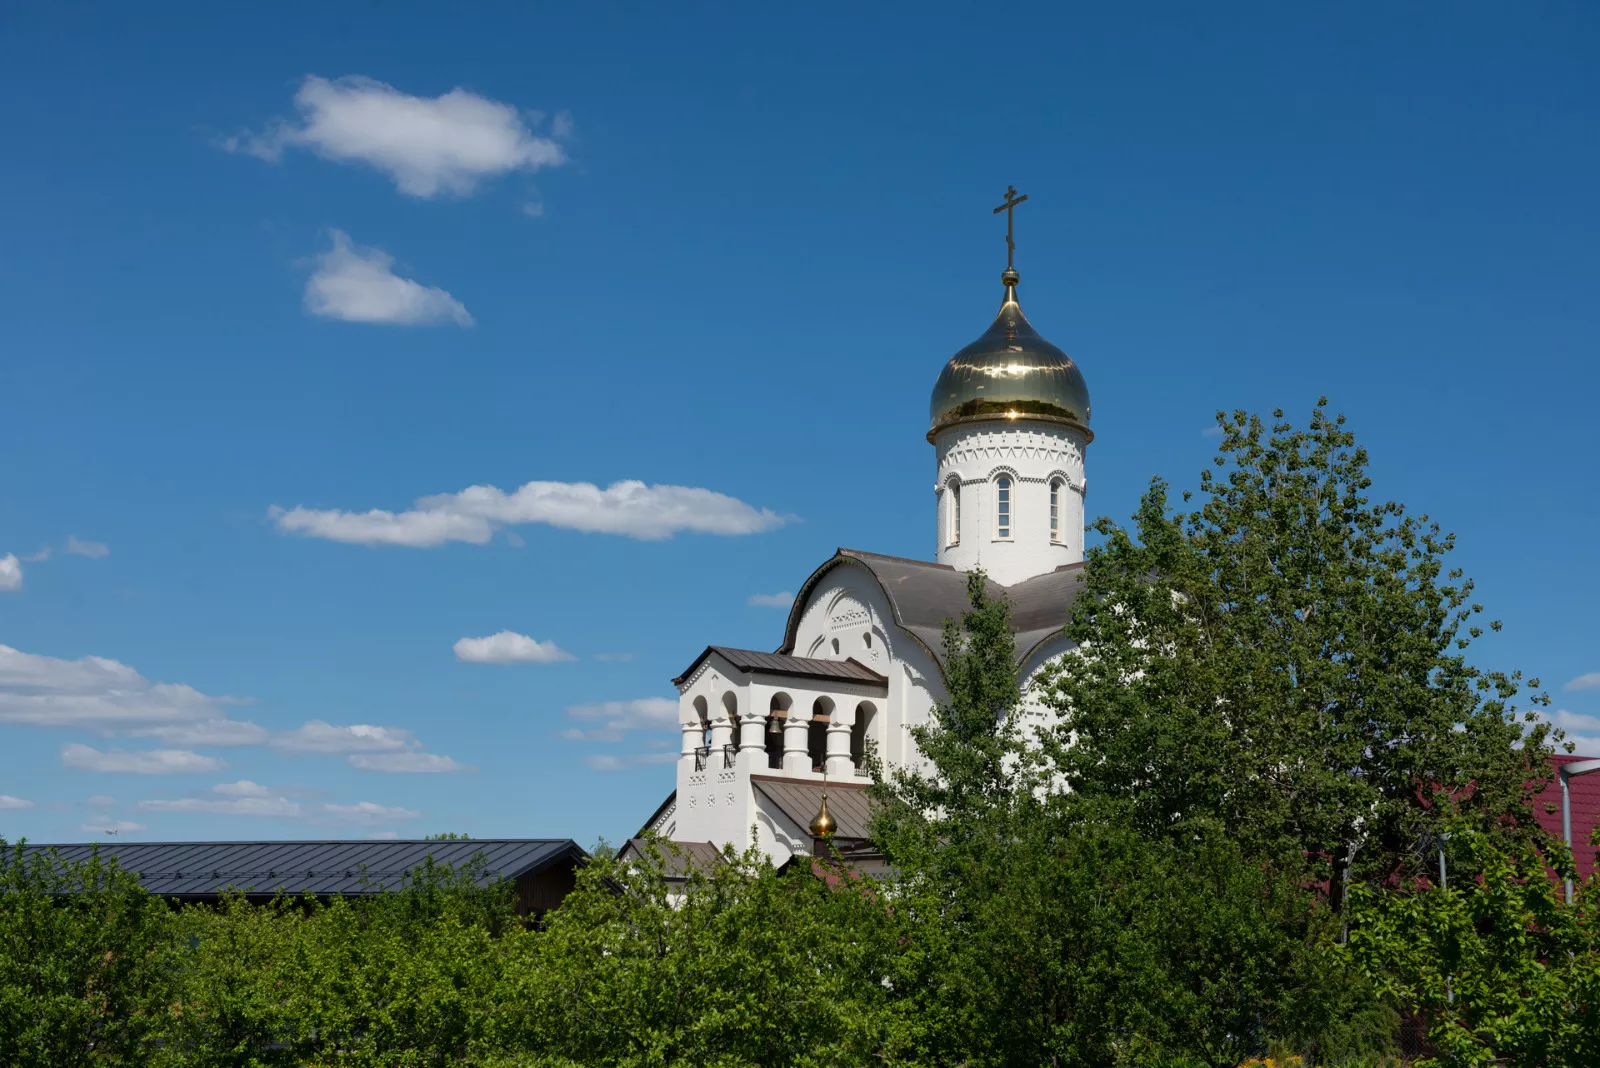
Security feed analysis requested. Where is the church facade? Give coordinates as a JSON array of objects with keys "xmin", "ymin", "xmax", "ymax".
[{"xmin": 635, "ymin": 228, "xmax": 1094, "ymax": 867}]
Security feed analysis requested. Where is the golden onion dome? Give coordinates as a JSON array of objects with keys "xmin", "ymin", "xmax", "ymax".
[
  {"xmin": 928, "ymin": 268, "xmax": 1092, "ymax": 441},
  {"xmin": 809, "ymin": 792, "xmax": 836, "ymax": 839}
]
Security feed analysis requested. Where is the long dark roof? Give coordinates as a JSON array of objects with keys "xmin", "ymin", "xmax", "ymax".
[
  {"xmin": 674, "ymin": 646, "xmax": 888, "ymax": 687},
  {"xmin": 18, "ymin": 838, "xmax": 583, "ymax": 898},
  {"xmin": 781, "ymin": 548, "xmax": 1086, "ymax": 672}
]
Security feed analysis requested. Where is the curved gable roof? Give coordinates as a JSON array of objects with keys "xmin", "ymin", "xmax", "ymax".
[{"xmin": 779, "ymin": 548, "xmax": 1086, "ymax": 677}]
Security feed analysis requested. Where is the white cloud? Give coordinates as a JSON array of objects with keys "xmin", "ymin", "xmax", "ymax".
[
  {"xmin": 213, "ymin": 780, "xmax": 271, "ymax": 798},
  {"xmin": 747, "ymin": 591, "xmax": 794, "ymax": 608},
  {"xmin": 1565, "ymin": 673, "xmax": 1600, "ymax": 692},
  {"xmin": 62, "ymin": 743, "xmax": 224, "ymax": 775},
  {"xmin": 0, "ymin": 555, "xmax": 21, "ymax": 592},
  {"xmin": 562, "ymin": 697, "xmax": 678, "ymax": 742},
  {"xmin": 1540, "ymin": 709, "xmax": 1600, "ymax": 760},
  {"xmin": 584, "ymin": 751, "xmax": 676, "ymax": 772},
  {"xmin": 0, "ymin": 644, "xmax": 258, "ymax": 744},
  {"xmin": 270, "ymin": 720, "xmax": 415, "ymax": 754},
  {"xmin": 82, "ymin": 816, "xmax": 145, "ymax": 834},
  {"xmin": 228, "ymin": 75, "xmax": 568, "ymax": 198},
  {"xmin": 349, "ymin": 752, "xmax": 473, "ymax": 773},
  {"xmin": 0, "ymin": 795, "xmax": 34, "ymax": 810},
  {"xmin": 85, "ymin": 795, "xmax": 115, "ymax": 807},
  {"xmin": 319, "ymin": 801, "xmax": 421, "ymax": 826},
  {"xmin": 22, "ymin": 547, "xmax": 51, "ymax": 563},
  {"xmin": 1201, "ymin": 425, "xmax": 1225, "ymax": 438},
  {"xmin": 141, "ymin": 794, "xmax": 302, "ymax": 818},
  {"xmin": 65, "ymin": 536, "xmax": 109, "ymax": 559},
  {"xmin": 304, "ymin": 230, "xmax": 472, "ymax": 327},
  {"xmin": 453, "ymin": 631, "xmax": 574, "ymax": 664},
  {"xmin": 131, "ymin": 719, "xmax": 269, "ymax": 747},
  {"xmin": 271, "ymin": 479, "xmax": 791, "ymax": 548}
]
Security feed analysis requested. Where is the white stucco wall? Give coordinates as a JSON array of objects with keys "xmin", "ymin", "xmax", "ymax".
[{"xmin": 933, "ymin": 419, "xmax": 1089, "ymax": 586}]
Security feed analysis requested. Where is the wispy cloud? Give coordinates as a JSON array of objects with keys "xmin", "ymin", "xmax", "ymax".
[
  {"xmin": 349, "ymin": 752, "xmax": 473, "ymax": 773},
  {"xmin": 61, "ymin": 743, "xmax": 225, "ymax": 775},
  {"xmin": 305, "ymin": 230, "xmax": 472, "ymax": 327},
  {"xmin": 561, "ymin": 697, "xmax": 678, "ymax": 743},
  {"xmin": 1201, "ymin": 425, "xmax": 1224, "ymax": 439},
  {"xmin": 747, "ymin": 591, "xmax": 794, "ymax": 608},
  {"xmin": 585, "ymin": 751, "xmax": 678, "ymax": 772},
  {"xmin": 0, "ymin": 644, "xmax": 261, "ymax": 741},
  {"xmin": 1565, "ymin": 673, "xmax": 1600, "ymax": 693},
  {"xmin": 139, "ymin": 781, "xmax": 423, "ymax": 824},
  {"xmin": 319, "ymin": 801, "xmax": 421, "ymax": 826},
  {"xmin": 270, "ymin": 720, "xmax": 415, "ymax": 754},
  {"xmin": 82, "ymin": 816, "xmax": 145, "ymax": 834},
  {"xmin": 0, "ymin": 795, "xmax": 34, "ymax": 810},
  {"xmin": 131, "ymin": 719, "xmax": 270, "ymax": 747},
  {"xmin": 453, "ymin": 631, "xmax": 574, "ymax": 664},
  {"xmin": 271, "ymin": 479, "xmax": 791, "ymax": 547},
  {"xmin": 591, "ymin": 652, "xmax": 636, "ymax": 663},
  {"xmin": 227, "ymin": 75, "xmax": 569, "ymax": 198},
  {"xmin": 65, "ymin": 536, "xmax": 109, "ymax": 559},
  {"xmin": 140, "ymin": 790, "xmax": 301, "ymax": 818},
  {"xmin": 22, "ymin": 547, "xmax": 51, "ymax": 563},
  {"xmin": 214, "ymin": 780, "xmax": 271, "ymax": 798},
  {"xmin": 0, "ymin": 555, "xmax": 21, "ymax": 593}
]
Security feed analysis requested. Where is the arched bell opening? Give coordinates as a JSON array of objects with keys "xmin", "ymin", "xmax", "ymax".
[
  {"xmin": 851, "ymin": 700, "xmax": 878, "ymax": 772},
  {"xmin": 808, "ymin": 696, "xmax": 834, "ymax": 772},
  {"xmin": 765, "ymin": 692, "xmax": 791, "ymax": 769}
]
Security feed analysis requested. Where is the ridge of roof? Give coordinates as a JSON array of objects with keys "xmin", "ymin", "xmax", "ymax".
[{"xmin": 674, "ymin": 645, "xmax": 888, "ymax": 688}]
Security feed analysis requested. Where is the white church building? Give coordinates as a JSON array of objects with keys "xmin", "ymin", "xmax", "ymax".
[{"xmin": 631, "ymin": 221, "xmax": 1093, "ymax": 868}]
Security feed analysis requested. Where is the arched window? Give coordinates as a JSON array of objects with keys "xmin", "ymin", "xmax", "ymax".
[
  {"xmin": 995, "ymin": 475, "xmax": 1012, "ymax": 539},
  {"xmin": 947, "ymin": 480, "xmax": 962, "ymax": 547},
  {"xmin": 1049, "ymin": 479, "xmax": 1062, "ymax": 543},
  {"xmin": 851, "ymin": 701, "xmax": 877, "ymax": 771}
]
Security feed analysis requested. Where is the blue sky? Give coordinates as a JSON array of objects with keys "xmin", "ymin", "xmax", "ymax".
[{"xmin": 1, "ymin": 3, "xmax": 1596, "ymax": 845}]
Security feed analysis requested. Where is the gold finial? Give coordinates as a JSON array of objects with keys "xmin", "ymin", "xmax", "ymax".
[
  {"xmin": 992, "ymin": 184, "xmax": 1029, "ymax": 285},
  {"xmin": 809, "ymin": 790, "xmax": 836, "ymax": 839}
]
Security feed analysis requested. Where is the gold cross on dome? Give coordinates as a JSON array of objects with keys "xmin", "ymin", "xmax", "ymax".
[{"xmin": 992, "ymin": 185, "xmax": 1029, "ymax": 270}]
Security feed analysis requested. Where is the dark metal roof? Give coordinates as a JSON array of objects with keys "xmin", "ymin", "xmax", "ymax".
[
  {"xmin": 618, "ymin": 838, "xmax": 726, "ymax": 878},
  {"xmin": 18, "ymin": 838, "xmax": 583, "ymax": 898},
  {"xmin": 673, "ymin": 646, "xmax": 888, "ymax": 687},
  {"xmin": 752, "ymin": 777, "xmax": 875, "ymax": 842},
  {"xmin": 780, "ymin": 548, "xmax": 1087, "ymax": 673}
]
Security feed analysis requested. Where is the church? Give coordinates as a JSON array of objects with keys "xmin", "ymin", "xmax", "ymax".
[{"xmin": 630, "ymin": 189, "xmax": 1092, "ymax": 868}]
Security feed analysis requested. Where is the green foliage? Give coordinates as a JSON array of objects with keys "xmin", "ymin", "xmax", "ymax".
[
  {"xmin": 1040, "ymin": 401, "xmax": 1555, "ymax": 901},
  {"xmin": 502, "ymin": 840, "xmax": 918, "ymax": 1066},
  {"xmin": 1345, "ymin": 831, "xmax": 1600, "ymax": 1068},
  {"xmin": 0, "ymin": 841, "xmax": 178, "ymax": 1068},
  {"xmin": 872, "ymin": 573, "xmax": 1327, "ymax": 1067}
]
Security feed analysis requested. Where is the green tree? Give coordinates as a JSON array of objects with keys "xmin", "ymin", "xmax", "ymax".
[
  {"xmin": 503, "ymin": 841, "xmax": 915, "ymax": 1066},
  {"xmin": 871, "ymin": 574, "xmax": 1320, "ymax": 1068},
  {"xmin": 0, "ymin": 842, "xmax": 177, "ymax": 1068},
  {"xmin": 1039, "ymin": 401, "xmax": 1555, "ymax": 904},
  {"xmin": 1345, "ymin": 830, "xmax": 1600, "ymax": 1067}
]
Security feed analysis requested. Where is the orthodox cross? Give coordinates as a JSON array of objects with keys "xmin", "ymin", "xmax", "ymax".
[{"xmin": 992, "ymin": 185, "xmax": 1029, "ymax": 269}]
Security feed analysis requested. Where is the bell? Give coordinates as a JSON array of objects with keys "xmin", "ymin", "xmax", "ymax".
[{"xmin": 767, "ymin": 714, "xmax": 782, "ymax": 737}]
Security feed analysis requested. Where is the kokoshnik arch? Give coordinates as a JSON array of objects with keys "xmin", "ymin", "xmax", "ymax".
[{"xmin": 624, "ymin": 189, "xmax": 1096, "ymax": 867}]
